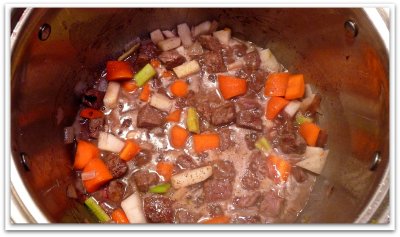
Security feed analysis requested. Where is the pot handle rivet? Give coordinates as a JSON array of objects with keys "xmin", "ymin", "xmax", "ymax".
[
  {"xmin": 38, "ymin": 23, "xmax": 51, "ymax": 41},
  {"xmin": 344, "ymin": 20, "xmax": 358, "ymax": 38},
  {"xmin": 369, "ymin": 151, "xmax": 381, "ymax": 171}
]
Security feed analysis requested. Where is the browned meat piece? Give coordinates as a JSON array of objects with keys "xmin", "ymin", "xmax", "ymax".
[
  {"xmin": 158, "ymin": 50, "xmax": 186, "ymax": 70},
  {"xmin": 187, "ymin": 90, "xmax": 223, "ymax": 122},
  {"xmin": 211, "ymin": 103, "xmax": 236, "ymax": 126},
  {"xmin": 233, "ymin": 191, "xmax": 261, "ymax": 209},
  {"xmin": 135, "ymin": 40, "xmax": 160, "ymax": 68},
  {"xmin": 316, "ymin": 129, "xmax": 328, "ymax": 148},
  {"xmin": 137, "ymin": 104, "xmax": 165, "ymax": 129},
  {"xmin": 174, "ymin": 209, "xmax": 198, "ymax": 223},
  {"xmin": 203, "ymin": 178, "xmax": 233, "ymax": 202},
  {"xmin": 144, "ymin": 195, "xmax": 174, "ymax": 223},
  {"xmin": 244, "ymin": 132, "xmax": 259, "ymax": 150},
  {"xmin": 241, "ymin": 169, "xmax": 260, "ymax": 190},
  {"xmin": 106, "ymin": 180, "xmax": 126, "ymax": 203},
  {"xmin": 121, "ymin": 118, "xmax": 132, "ymax": 129},
  {"xmin": 200, "ymin": 51, "xmax": 227, "ymax": 73},
  {"xmin": 232, "ymin": 215, "xmax": 261, "ymax": 224},
  {"xmin": 244, "ymin": 51, "xmax": 261, "ymax": 71},
  {"xmin": 274, "ymin": 112, "xmax": 307, "ymax": 155},
  {"xmin": 175, "ymin": 154, "xmax": 197, "ymax": 171},
  {"xmin": 103, "ymin": 153, "xmax": 128, "ymax": 179},
  {"xmin": 232, "ymin": 43, "xmax": 248, "ymax": 57},
  {"xmin": 291, "ymin": 166, "xmax": 308, "ymax": 183},
  {"xmin": 218, "ymin": 127, "xmax": 233, "ymax": 151},
  {"xmin": 82, "ymin": 88, "xmax": 105, "ymax": 109},
  {"xmin": 212, "ymin": 160, "xmax": 236, "ymax": 181},
  {"xmin": 88, "ymin": 118, "xmax": 103, "ymax": 139},
  {"xmin": 248, "ymin": 151, "xmax": 268, "ymax": 178},
  {"xmin": 235, "ymin": 98, "xmax": 263, "ymax": 131},
  {"xmin": 132, "ymin": 170, "xmax": 159, "ymax": 192},
  {"xmin": 133, "ymin": 149, "xmax": 152, "ymax": 167},
  {"xmin": 208, "ymin": 203, "xmax": 224, "ymax": 217},
  {"xmin": 259, "ymin": 191, "xmax": 284, "ymax": 217},
  {"xmin": 198, "ymin": 35, "xmax": 222, "ymax": 52},
  {"xmin": 248, "ymin": 70, "xmax": 268, "ymax": 94}
]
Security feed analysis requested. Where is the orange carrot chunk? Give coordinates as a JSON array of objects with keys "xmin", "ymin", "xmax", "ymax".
[
  {"xmin": 121, "ymin": 80, "xmax": 138, "ymax": 93},
  {"xmin": 264, "ymin": 73, "xmax": 290, "ymax": 97},
  {"xmin": 139, "ymin": 83, "xmax": 151, "ymax": 102},
  {"xmin": 299, "ymin": 122, "xmax": 321, "ymax": 146},
  {"xmin": 111, "ymin": 208, "xmax": 130, "ymax": 224},
  {"xmin": 156, "ymin": 162, "xmax": 174, "ymax": 182},
  {"xmin": 150, "ymin": 58, "xmax": 161, "ymax": 68},
  {"xmin": 285, "ymin": 74, "xmax": 305, "ymax": 100},
  {"xmin": 106, "ymin": 61, "xmax": 134, "ymax": 81},
  {"xmin": 74, "ymin": 140, "xmax": 100, "ymax": 170},
  {"xmin": 170, "ymin": 80, "xmax": 189, "ymax": 97},
  {"xmin": 202, "ymin": 215, "xmax": 230, "ymax": 224},
  {"xmin": 80, "ymin": 108, "xmax": 104, "ymax": 119},
  {"xmin": 166, "ymin": 109, "xmax": 182, "ymax": 122},
  {"xmin": 267, "ymin": 155, "xmax": 292, "ymax": 184},
  {"xmin": 218, "ymin": 75, "xmax": 247, "ymax": 99},
  {"xmin": 119, "ymin": 140, "xmax": 141, "ymax": 161},
  {"xmin": 82, "ymin": 158, "xmax": 113, "ymax": 193},
  {"xmin": 193, "ymin": 133, "xmax": 220, "ymax": 153},
  {"xmin": 169, "ymin": 125, "xmax": 189, "ymax": 149},
  {"xmin": 266, "ymin": 96, "xmax": 290, "ymax": 120}
]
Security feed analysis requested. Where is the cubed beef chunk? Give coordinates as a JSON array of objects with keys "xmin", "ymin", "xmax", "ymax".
[
  {"xmin": 231, "ymin": 43, "xmax": 248, "ymax": 57},
  {"xmin": 244, "ymin": 132, "xmax": 260, "ymax": 150},
  {"xmin": 243, "ymin": 51, "xmax": 261, "ymax": 71},
  {"xmin": 241, "ymin": 169, "xmax": 260, "ymax": 190},
  {"xmin": 106, "ymin": 180, "xmax": 126, "ymax": 203},
  {"xmin": 248, "ymin": 151, "xmax": 268, "ymax": 178},
  {"xmin": 274, "ymin": 112, "xmax": 307, "ymax": 155},
  {"xmin": 132, "ymin": 170, "xmax": 159, "ymax": 192},
  {"xmin": 135, "ymin": 40, "xmax": 160, "ymax": 68},
  {"xmin": 174, "ymin": 209, "xmax": 198, "ymax": 224},
  {"xmin": 212, "ymin": 160, "xmax": 236, "ymax": 181},
  {"xmin": 198, "ymin": 35, "xmax": 223, "ymax": 52},
  {"xmin": 291, "ymin": 166, "xmax": 308, "ymax": 183},
  {"xmin": 159, "ymin": 50, "xmax": 186, "ymax": 70},
  {"xmin": 208, "ymin": 203, "xmax": 224, "ymax": 217},
  {"xmin": 211, "ymin": 103, "xmax": 236, "ymax": 126},
  {"xmin": 200, "ymin": 51, "xmax": 227, "ymax": 73},
  {"xmin": 103, "ymin": 153, "xmax": 128, "ymax": 179},
  {"xmin": 133, "ymin": 149, "xmax": 152, "ymax": 167},
  {"xmin": 137, "ymin": 104, "xmax": 165, "ymax": 129},
  {"xmin": 233, "ymin": 191, "xmax": 261, "ymax": 209},
  {"xmin": 175, "ymin": 154, "xmax": 197, "ymax": 171},
  {"xmin": 232, "ymin": 215, "xmax": 261, "ymax": 224},
  {"xmin": 187, "ymin": 90, "xmax": 223, "ymax": 122},
  {"xmin": 248, "ymin": 70, "xmax": 268, "ymax": 94},
  {"xmin": 89, "ymin": 118, "xmax": 103, "ymax": 139},
  {"xmin": 235, "ymin": 98, "xmax": 263, "ymax": 131},
  {"xmin": 82, "ymin": 88, "xmax": 105, "ymax": 109},
  {"xmin": 204, "ymin": 178, "xmax": 233, "ymax": 202},
  {"xmin": 144, "ymin": 195, "xmax": 173, "ymax": 223},
  {"xmin": 218, "ymin": 127, "xmax": 234, "ymax": 151},
  {"xmin": 259, "ymin": 191, "xmax": 284, "ymax": 217}
]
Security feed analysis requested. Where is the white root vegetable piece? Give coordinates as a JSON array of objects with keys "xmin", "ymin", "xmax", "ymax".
[
  {"xmin": 175, "ymin": 46, "xmax": 190, "ymax": 61},
  {"xmin": 227, "ymin": 58, "xmax": 245, "ymax": 71},
  {"xmin": 98, "ymin": 132, "xmax": 125, "ymax": 153},
  {"xmin": 121, "ymin": 192, "xmax": 147, "ymax": 223},
  {"xmin": 173, "ymin": 60, "xmax": 201, "ymax": 78},
  {"xmin": 296, "ymin": 147, "xmax": 329, "ymax": 174},
  {"xmin": 150, "ymin": 29, "xmax": 165, "ymax": 44},
  {"xmin": 177, "ymin": 23, "xmax": 193, "ymax": 47},
  {"xmin": 171, "ymin": 165, "xmax": 213, "ymax": 189},
  {"xmin": 284, "ymin": 100, "xmax": 301, "ymax": 117},
  {"xmin": 299, "ymin": 93, "xmax": 316, "ymax": 112},
  {"xmin": 150, "ymin": 93, "xmax": 173, "ymax": 112},
  {"xmin": 213, "ymin": 28, "xmax": 231, "ymax": 45},
  {"xmin": 162, "ymin": 30, "xmax": 176, "ymax": 38},
  {"xmin": 103, "ymin": 82, "xmax": 120, "ymax": 108},
  {"xmin": 157, "ymin": 37, "xmax": 181, "ymax": 51},
  {"xmin": 192, "ymin": 21, "xmax": 211, "ymax": 37},
  {"xmin": 304, "ymin": 83, "xmax": 313, "ymax": 98},
  {"xmin": 259, "ymin": 48, "xmax": 281, "ymax": 72}
]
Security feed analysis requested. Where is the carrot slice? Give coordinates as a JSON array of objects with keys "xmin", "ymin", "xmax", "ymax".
[
  {"xmin": 170, "ymin": 80, "xmax": 189, "ymax": 97},
  {"xmin": 285, "ymin": 74, "xmax": 305, "ymax": 100},
  {"xmin": 80, "ymin": 108, "xmax": 104, "ymax": 119},
  {"xmin": 162, "ymin": 70, "xmax": 173, "ymax": 78},
  {"xmin": 264, "ymin": 73, "xmax": 290, "ymax": 97},
  {"xmin": 106, "ymin": 61, "xmax": 134, "ymax": 81},
  {"xmin": 266, "ymin": 96, "xmax": 290, "ymax": 120},
  {"xmin": 119, "ymin": 140, "xmax": 141, "ymax": 161},
  {"xmin": 82, "ymin": 158, "xmax": 113, "ymax": 193},
  {"xmin": 218, "ymin": 75, "xmax": 247, "ymax": 99},
  {"xmin": 193, "ymin": 133, "xmax": 220, "ymax": 153},
  {"xmin": 74, "ymin": 140, "xmax": 100, "ymax": 170},
  {"xmin": 202, "ymin": 216, "xmax": 230, "ymax": 224},
  {"xmin": 299, "ymin": 122, "xmax": 321, "ymax": 146},
  {"xmin": 267, "ymin": 155, "xmax": 292, "ymax": 184},
  {"xmin": 156, "ymin": 162, "xmax": 174, "ymax": 182},
  {"xmin": 150, "ymin": 58, "xmax": 161, "ymax": 68},
  {"xmin": 169, "ymin": 125, "xmax": 189, "ymax": 149},
  {"xmin": 111, "ymin": 208, "xmax": 130, "ymax": 224},
  {"xmin": 139, "ymin": 83, "xmax": 151, "ymax": 102},
  {"xmin": 166, "ymin": 109, "xmax": 182, "ymax": 122},
  {"xmin": 121, "ymin": 80, "xmax": 138, "ymax": 93}
]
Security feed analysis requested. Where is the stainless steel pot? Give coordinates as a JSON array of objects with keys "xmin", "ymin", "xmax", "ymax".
[{"xmin": 10, "ymin": 8, "xmax": 390, "ymax": 224}]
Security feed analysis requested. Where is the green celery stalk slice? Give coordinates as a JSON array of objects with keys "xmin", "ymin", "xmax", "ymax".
[
  {"xmin": 187, "ymin": 107, "xmax": 200, "ymax": 134},
  {"xmin": 84, "ymin": 197, "xmax": 110, "ymax": 223},
  {"xmin": 134, "ymin": 63, "xmax": 157, "ymax": 87},
  {"xmin": 149, "ymin": 183, "xmax": 171, "ymax": 193}
]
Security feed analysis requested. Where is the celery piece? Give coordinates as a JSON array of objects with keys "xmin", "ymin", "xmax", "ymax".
[
  {"xmin": 149, "ymin": 183, "xmax": 171, "ymax": 194},
  {"xmin": 255, "ymin": 137, "xmax": 271, "ymax": 153},
  {"xmin": 295, "ymin": 113, "xmax": 313, "ymax": 125},
  {"xmin": 84, "ymin": 197, "xmax": 110, "ymax": 223},
  {"xmin": 134, "ymin": 63, "xmax": 156, "ymax": 87},
  {"xmin": 187, "ymin": 107, "xmax": 200, "ymax": 134}
]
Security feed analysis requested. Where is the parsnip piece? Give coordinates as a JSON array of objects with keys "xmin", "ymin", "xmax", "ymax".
[
  {"xmin": 171, "ymin": 166, "xmax": 213, "ymax": 189},
  {"xmin": 173, "ymin": 60, "xmax": 200, "ymax": 78}
]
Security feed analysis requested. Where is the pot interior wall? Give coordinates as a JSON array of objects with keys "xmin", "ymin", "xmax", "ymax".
[{"xmin": 11, "ymin": 8, "xmax": 389, "ymax": 223}]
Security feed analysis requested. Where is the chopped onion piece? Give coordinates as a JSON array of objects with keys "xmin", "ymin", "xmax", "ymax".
[
  {"xmin": 284, "ymin": 100, "xmax": 301, "ymax": 117},
  {"xmin": 150, "ymin": 29, "xmax": 165, "ymax": 44},
  {"xmin": 171, "ymin": 165, "xmax": 213, "ymax": 189},
  {"xmin": 299, "ymin": 94, "xmax": 316, "ymax": 112},
  {"xmin": 296, "ymin": 147, "xmax": 329, "ymax": 174},
  {"xmin": 103, "ymin": 81, "xmax": 120, "ymax": 109},
  {"xmin": 259, "ymin": 48, "xmax": 281, "ymax": 72},
  {"xmin": 213, "ymin": 28, "xmax": 231, "ymax": 45},
  {"xmin": 121, "ymin": 192, "xmax": 147, "ymax": 223},
  {"xmin": 177, "ymin": 23, "xmax": 193, "ymax": 47},
  {"xmin": 304, "ymin": 83, "xmax": 313, "ymax": 98},
  {"xmin": 192, "ymin": 21, "xmax": 211, "ymax": 38},
  {"xmin": 81, "ymin": 170, "xmax": 96, "ymax": 181},
  {"xmin": 173, "ymin": 60, "xmax": 200, "ymax": 78},
  {"xmin": 98, "ymin": 132, "xmax": 125, "ymax": 153},
  {"xmin": 162, "ymin": 30, "xmax": 176, "ymax": 38},
  {"xmin": 157, "ymin": 37, "xmax": 181, "ymax": 51},
  {"xmin": 150, "ymin": 93, "xmax": 173, "ymax": 112}
]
